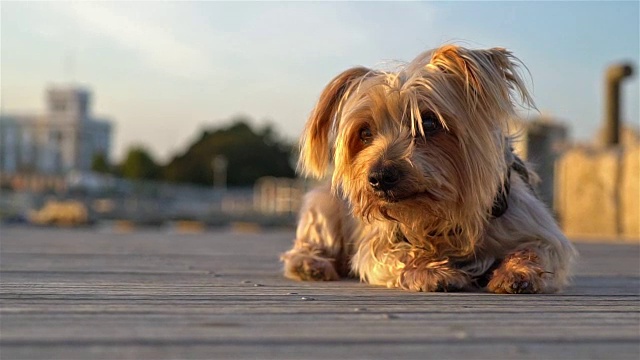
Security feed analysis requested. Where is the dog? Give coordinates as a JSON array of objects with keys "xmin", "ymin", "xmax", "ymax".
[{"xmin": 281, "ymin": 45, "xmax": 577, "ymax": 293}]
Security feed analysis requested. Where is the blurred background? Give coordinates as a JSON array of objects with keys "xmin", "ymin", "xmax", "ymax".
[{"xmin": 0, "ymin": 1, "xmax": 638, "ymax": 239}]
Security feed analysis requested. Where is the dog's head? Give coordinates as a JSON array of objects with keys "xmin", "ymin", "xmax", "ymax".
[{"xmin": 299, "ymin": 45, "xmax": 534, "ymax": 239}]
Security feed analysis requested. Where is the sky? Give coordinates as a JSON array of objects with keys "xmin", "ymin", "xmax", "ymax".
[{"xmin": 1, "ymin": 1, "xmax": 638, "ymax": 162}]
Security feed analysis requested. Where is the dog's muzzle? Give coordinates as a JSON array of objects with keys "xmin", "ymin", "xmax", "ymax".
[{"xmin": 368, "ymin": 163, "xmax": 400, "ymax": 191}]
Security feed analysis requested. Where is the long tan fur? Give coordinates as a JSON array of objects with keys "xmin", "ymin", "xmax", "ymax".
[{"xmin": 282, "ymin": 45, "xmax": 577, "ymax": 294}]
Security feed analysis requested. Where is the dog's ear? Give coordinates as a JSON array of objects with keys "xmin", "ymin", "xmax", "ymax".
[
  {"xmin": 429, "ymin": 45, "xmax": 535, "ymax": 116},
  {"xmin": 299, "ymin": 67, "xmax": 370, "ymax": 178}
]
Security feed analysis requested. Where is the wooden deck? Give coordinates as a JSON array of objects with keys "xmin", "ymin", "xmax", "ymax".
[{"xmin": 1, "ymin": 226, "xmax": 639, "ymax": 359}]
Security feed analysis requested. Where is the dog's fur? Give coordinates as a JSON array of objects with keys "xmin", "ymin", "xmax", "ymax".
[{"xmin": 281, "ymin": 45, "xmax": 577, "ymax": 293}]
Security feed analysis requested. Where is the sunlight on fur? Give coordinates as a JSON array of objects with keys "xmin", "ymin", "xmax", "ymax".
[{"xmin": 281, "ymin": 44, "xmax": 577, "ymax": 294}]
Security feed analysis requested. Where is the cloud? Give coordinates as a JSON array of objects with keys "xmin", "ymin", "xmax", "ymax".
[{"xmin": 55, "ymin": 2, "xmax": 212, "ymax": 80}]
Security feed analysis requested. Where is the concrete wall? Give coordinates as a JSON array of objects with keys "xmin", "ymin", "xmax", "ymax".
[
  {"xmin": 555, "ymin": 143, "xmax": 639, "ymax": 239},
  {"xmin": 621, "ymin": 145, "xmax": 640, "ymax": 238}
]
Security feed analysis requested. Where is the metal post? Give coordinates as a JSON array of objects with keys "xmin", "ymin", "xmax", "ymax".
[
  {"xmin": 604, "ymin": 64, "xmax": 634, "ymax": 146},
  {"xmin": 212, "ymin": 155, "xmax": 228, "ymax": 190}
]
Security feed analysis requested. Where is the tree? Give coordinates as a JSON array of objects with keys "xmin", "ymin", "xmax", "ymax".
[
  {"xmin": 91, "ymin": 152, "xmax": 110, "ymax": 173},
  {"xmin": 164, "ymin": 117, "xmax": 295, "ymax": 186},
  {"xmin": 119, "ymin": 146, "xmax": 161, "ymax": 180}
]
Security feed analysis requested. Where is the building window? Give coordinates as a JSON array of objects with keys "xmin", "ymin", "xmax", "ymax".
[
  {"xmin": 50, "ymin": 131, "xmax": 62, "ymax": 142},
  {"xmin": 52, "ymin": 100, "xmax": 67, "ymax": 112}
]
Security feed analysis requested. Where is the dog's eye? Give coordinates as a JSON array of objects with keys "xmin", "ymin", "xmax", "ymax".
[
  {"xmin": 420, "ymin": 112, "xmax": 442, "ymax": 136},
  {"xmin": 359, "ymin": 127, "xmax": 373, "ymax": 144}
]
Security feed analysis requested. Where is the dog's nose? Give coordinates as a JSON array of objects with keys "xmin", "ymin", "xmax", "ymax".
[{"xmin": 368, "ymin": 164, "xmax": 400, "ymax": 191}]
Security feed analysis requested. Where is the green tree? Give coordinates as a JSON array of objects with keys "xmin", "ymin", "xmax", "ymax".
[
  {"xmin": 119, "ymin": 146, "xmax": 161, "ymax": 180},
  {"xmin": 164, "ymin": 117, "xmax": 295, "ymax": 186},
  {"xmin": 91, "ymin": 152, "xmax": 110, "ymax": 173}
]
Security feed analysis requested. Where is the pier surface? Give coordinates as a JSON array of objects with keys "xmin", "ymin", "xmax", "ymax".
[{"xmin": 1, "ymin": 226, "xmax": 638, "ymax": 359}]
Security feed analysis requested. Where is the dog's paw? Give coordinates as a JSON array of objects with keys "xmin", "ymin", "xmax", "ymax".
[
  {"xmin": 281, "ymin": 252, "xmax": 340, "ymax": 281},
  {"xmin": 487, "ymin": 269, "xmax": 541, "ymax": 294},
  {"xmin": 400, "ymin": 259, "xmax": 470, "ymax": 292},
  {"xmin": 486, "ymin": 249, "xmax": 549, "ymax": 294}
]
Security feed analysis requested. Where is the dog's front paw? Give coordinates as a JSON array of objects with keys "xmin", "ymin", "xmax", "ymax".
[
  {"xmin": 400, "ymin": 259, "xmax": 470, "ymax": 292},
  {"xmin": 487, "ymin": 269, "xmax": 541, "ymax": 294},
  {"xmin": 487, "ymin": 249, "xmax": 549, "ymax": 294},
  {"xmin": 281, "ymin": 251, "xmax": 340, "ymax": 281}
]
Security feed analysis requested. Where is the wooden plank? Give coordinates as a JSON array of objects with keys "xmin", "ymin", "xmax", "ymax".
[{"xmin": 1, "ymin": 226, "xmax": 639, "ymax": 360}]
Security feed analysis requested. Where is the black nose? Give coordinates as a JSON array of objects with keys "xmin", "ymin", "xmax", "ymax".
[{"xmin": 368, "ymin": 164, "xmax": 400, "ymax": 191}]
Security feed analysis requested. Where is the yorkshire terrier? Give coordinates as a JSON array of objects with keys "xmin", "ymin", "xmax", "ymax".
[{"xmin": 281, "ymin": 45, "xmax": 576, "ymax": 293}]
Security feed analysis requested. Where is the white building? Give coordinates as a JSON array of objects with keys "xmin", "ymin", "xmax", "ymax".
[{"xmin": 0, "ymin": 86, "xmax": 112, "ymax": 175}]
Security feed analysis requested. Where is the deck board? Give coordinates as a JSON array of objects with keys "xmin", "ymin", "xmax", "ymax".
[{"xmin": 1, "ymin": 227, "xmax": 639, "ymax": 359}]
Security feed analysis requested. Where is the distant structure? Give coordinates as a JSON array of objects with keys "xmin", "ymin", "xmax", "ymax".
[
  {"xmin": 0, "ymin": 86, "xmax": 112, "ymax": 175},
  {"xmin": 509, "ymin": 116, "xmax": 569, "ymax": 211},
  {"xmin": 555, "ymin": 62, "xmax": 638, "ymax": 239}
]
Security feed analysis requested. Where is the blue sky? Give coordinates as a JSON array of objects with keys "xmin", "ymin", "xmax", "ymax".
[{"xmin": 2, "ymin": 1, "xmax": 638, "ymax": 161}]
